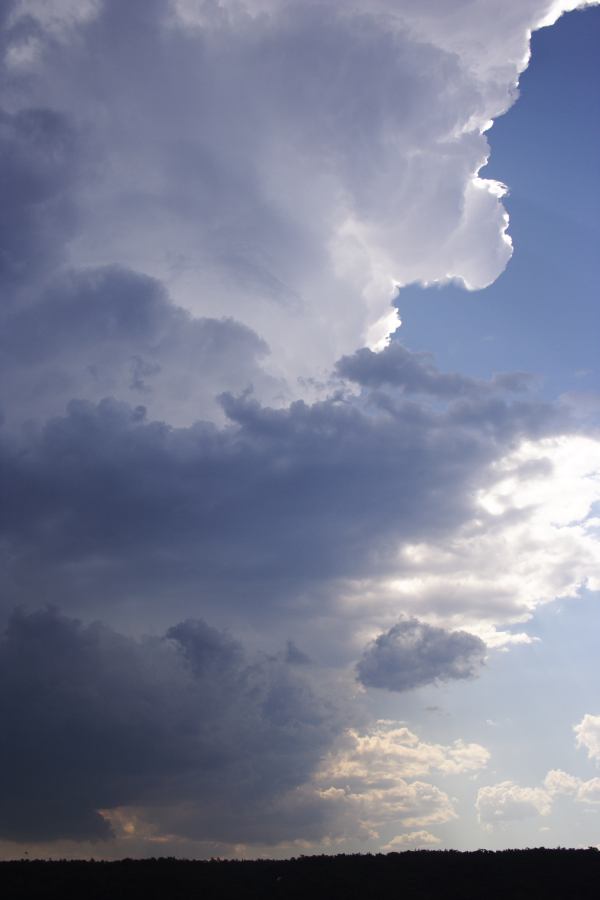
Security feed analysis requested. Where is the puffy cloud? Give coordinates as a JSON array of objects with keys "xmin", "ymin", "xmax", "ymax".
[
  {"xmin": 0, "ymin": 368, "xmax": 564, "ymax": 632},
  {"xmin": 575, "ymin": 714, "xmax": 600, "ymax": 763},
  {"xmin": 356, "ymin": 618, "xmax": 486, "ymax": 692},
  {"xmin": 574, "ymin": 779, "xmax": 600, "ymax": 805},
  {"xmin": 0, "ymin": 265, "xmax": 279, "ymax": 427},
  {"xmin": 2, "ymin": 0, "xmax": 592, "ymax": 392},
  {"xmin": 0, "ymin": 1, "xmax": 597, "ymax": 658},
  {"xmin": 544, "ymin": 769, "xmax": 581, "ymax": 797},
  {"xmin": 318, "ymin": 721, "xmax": 490, "ymax": 783},
  {"xmin": 382, "ymin": 830, "xmax": 441, "ymax": 851},
  {"xmin": 476, "ymin": 781, "xmax": 552, "ymax": 826},
  {"xmin": 343, "ymin": 432, "xmax": 600, "ymax": 644},
  {"xmin": 477, "ymin": 764, "xmax": 600, "ymax": 832},
  {"xmin": 0, "ymin": 607, "xmax": 342, "ymax": 844},
  {"xmin": 313, "ymin": 720, "xmax": 486, "ymax": 835},
  {"xmin": 1, "ymin": 0, "xmax": 600, "ymax": 854},
  {"xmin": 543, "ymin": 768, "xmax": 600, "ymax": 806},
  {"xmin": 336, "ymin": 343, "xmax": 532, "ymax": 398}
]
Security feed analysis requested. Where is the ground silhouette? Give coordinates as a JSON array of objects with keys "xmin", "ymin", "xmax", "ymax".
[{"xmin": 2, "ymin": 848, "xmax": 599, "ymax": 899}]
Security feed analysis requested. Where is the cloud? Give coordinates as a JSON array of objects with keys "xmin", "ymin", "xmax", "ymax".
[
  {"xmin": 356, "ymin": 618, "xmax": 486, "ymax": 692},
  {"xmin": 544, "ymin": 769, "xmax": 600, "ymax": 805},
  {"xmin": 343, "ymin": 432, "xmax": 600, "ymax": 646},
  {"xmin": 318, "ymin": 721, "xmax": 490, "ymax": 783},
  {"xmin": 575, "ymin": 714, "xmax": 600, "ymax": 762},
  {"xmin": 336, "ymin": 343, "xmax": 532, "ymax": 398},
  {"xmin": 543, "ymin": 769, "xmax": 582, "ymax": 797},
  {"xmin": 0, "ymin": 265, "xmax": 278, "ymax": 427},
  {"xmin": 382, "ymin": 830, "xmax": 441, "ymax": 851},
  {"xmin": 1, "ymin": 0, "xmax": 600, "ymax": 854},
  {"xmin": 0, "ymin": 106, "xmax": 80, "ymax": 296},
  {"xmin": 312, "ymin": 720, "xmax": 487, "ymax": 835},
  {"xmin": 476, "ymin": 781, "xmax": 552, "ymax": 826},
  {"xmin": 3, "ymin": 0, "xmax": 589, "ymax": 392},
  {"xmin": 477, "ymin": 762, "xmax": 600, "ymax": 830},
  {"xmin": 0, "ymin": 369, "xmax": 565, "ymax": 630},
  {"xmin": 0, "ymin": 607, "xmax": 342, "ymax": 844}
]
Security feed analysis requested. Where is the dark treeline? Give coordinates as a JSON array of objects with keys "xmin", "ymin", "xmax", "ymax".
[{"xmin": 2, "ymin": 849, "xmax": 600, "ymax": 899}]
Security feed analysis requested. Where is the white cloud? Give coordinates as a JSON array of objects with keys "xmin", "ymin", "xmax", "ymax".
[
  {"xmin": 544, "ymin": 768, "xmax": 600, "ymax": 805},
  {"xmin": 317, "ymin": 721, "xmax": 490, "ymax": 784},
  {"xmin": 3, "ymin": 0, "xmax": 594, "ymax": 404},
  {"xmin": 308, "ymin": 720, "xmax": 489, "ymax": 836},
  {"xmin": 575, "ymin": 714, "xmax": 600, "ymax": 763},
  {"xmin": 339, "ymin": 433, "xmax": 600, "ymax": 639},
  {"xmin": 382, "ymin": 830, "xmax": 441, "ymax": 851},
  {"xmin": 544, "ymin": 769, "xmax": 581, "ymax": 797},
  {"xmin": 476, "ymin": 781, "xmax": 552, "ymax": 826}
]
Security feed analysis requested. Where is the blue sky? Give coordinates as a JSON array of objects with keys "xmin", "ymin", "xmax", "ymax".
[
  {"xmin": 398, "ymin": 7, "xmax": 600, "ymax": 401},
  {"xmin": 0, "ymin": 0, "xmax": 599, "ymax": 859}
]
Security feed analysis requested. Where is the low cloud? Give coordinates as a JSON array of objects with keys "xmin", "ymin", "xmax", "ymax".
[
  {"xmin": 544, "ymin": 769, "xmax": 600, "ymax": 805},
  {"xmin": 477, "ymin": 764, "xmax": 600, "ymax": 831},
  {"xmin": 476, "ymin": 781, "xmax": 552, "ymax": 826},
  {"xmin": 318, "ymin": 721, "xmax": 490, "ymax": 783},
  {"xmin": 575, "ymin": 714, "xmax": 600, "ymax": 762},
  {"xmin": 382, "ymin": 831, "xmax": 441, "ymax": 851},
  {"xmin": 357, "ymin": 618, "xmax": 486, "ymax": 692},
  {"xmin": 312, "ymin": 720, "xmax": 487, "ymax": 837},
  {"xmin": 0, "ymin": 607, "xmax": 342, "ymax": 844}
]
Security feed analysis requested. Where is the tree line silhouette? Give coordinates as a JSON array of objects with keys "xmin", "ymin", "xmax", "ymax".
[{"xmin": 2, "ymin": 848, "xmax": 600, "ymax": 899}]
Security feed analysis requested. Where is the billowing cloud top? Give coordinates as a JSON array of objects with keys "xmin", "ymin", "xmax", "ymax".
[{"xmin": 3, "ymin": 0, "xmax": 591, "ymax": 406}]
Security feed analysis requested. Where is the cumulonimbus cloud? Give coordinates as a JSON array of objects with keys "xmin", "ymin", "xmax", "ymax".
[{"xmin": 2, "ymin": 0, "xmax": 594, "ymax": 400}]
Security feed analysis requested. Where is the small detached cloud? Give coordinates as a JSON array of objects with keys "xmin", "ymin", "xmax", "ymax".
[
  {"xmin": 382, "ymin": 831, "xmax": 441, "ymax": 851},
  {"xmin": 356, "ymin": 618, "xmax": 486, "ymax": 693},
  {"xmin": 544, "ymin": 770, "xmax": 600, "ymax": 805},
  {"xmin": 475, "ymin": 712, "xmax": 600, "ymax": 831},
  {"xmin": 574, "ymin": 714, "xmax": 600, "ymax": 762},
  {"xmin": 476, "ymin": 781, "xmax": 552, "ymax": 827}
]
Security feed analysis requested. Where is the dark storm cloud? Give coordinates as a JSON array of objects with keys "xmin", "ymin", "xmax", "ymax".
[
  {"xmin": 0, "ymin": 606, "xmax": 341, "ymax": 843},
  {"xmin": 356, "ymin": 617, "xmax": 486, "ymax": 692},
  {"xmin": 336, "ymin": 343, "xmax": 533, "ymax": 398},
  {"xmin": 0, "ymin": 265, "xmax": 272, "ymax": 426},
  {"xmin": 0, "ymin": 106, "xmax": 80, "ymax": 296},
  {"xmin": 0, "ymin": 374, "xmax": 561, "ymax": 617}
]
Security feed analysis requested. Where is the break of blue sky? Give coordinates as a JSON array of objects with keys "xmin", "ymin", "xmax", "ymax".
[
  {"xmin": 1, "ymin": 0, "xmax": 599, "ymax": 860},
  {"xmin": 397, "ymin": 7, "xmax": 600, "ymax": 403}
]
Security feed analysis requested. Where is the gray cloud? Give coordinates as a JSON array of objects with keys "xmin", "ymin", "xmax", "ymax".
[
  {"xmin": 336, "ymin": 343, "xmax": 533, "ymax": 398},
  {"xmin": 0, "ymin": 265, "xmax": 277, "ymax": 427},
  {"xmin": 0, "ymin": 373, "xmax": 561, "ymax": 627},
  {"xmin": 0, "ymin": 606, "xmax": 342, "ymax": 843},
  {"xmin": 0, "ymin": 106, "xmax": 80, "ymax": 298},
  {"xmin": 356, "ymin": 618, "xmax": 486, "ymax": 692}
]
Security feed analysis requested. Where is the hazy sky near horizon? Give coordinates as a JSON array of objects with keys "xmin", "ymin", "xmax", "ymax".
[{"xmin": 1, "ymin": 0, "xmax": 600, "ymax": 858}]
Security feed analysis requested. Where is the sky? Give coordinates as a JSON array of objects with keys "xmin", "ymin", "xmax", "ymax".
[{"xmin": 0, "ymin": 0, "xmax": 599, "ymax": 859}]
